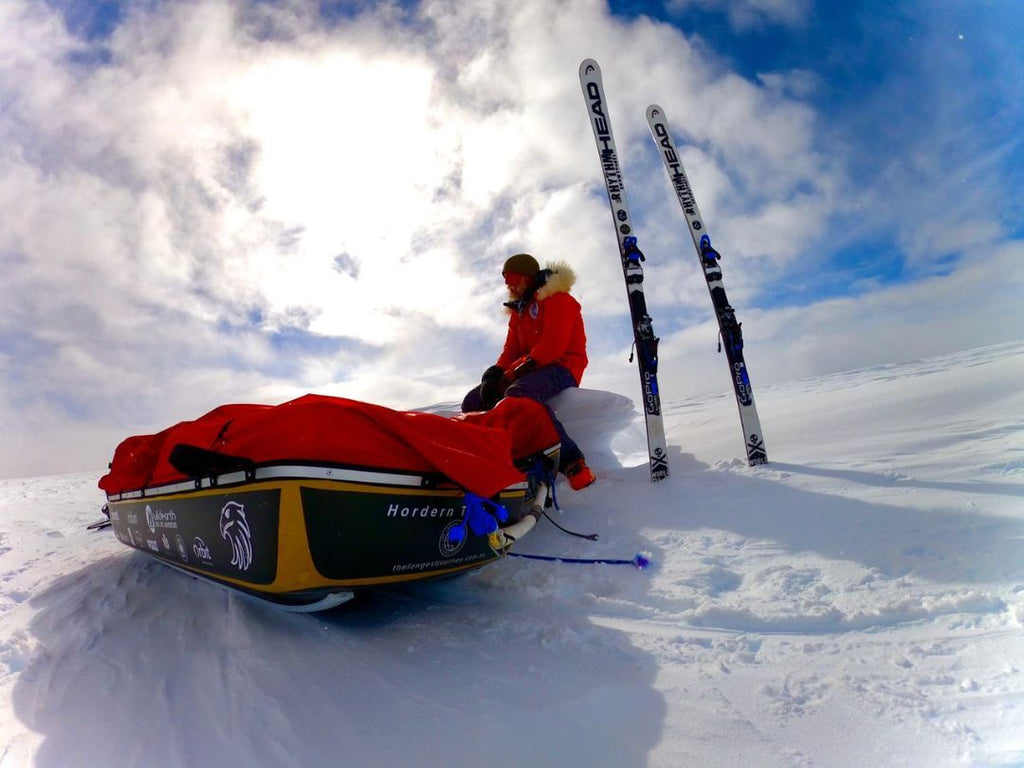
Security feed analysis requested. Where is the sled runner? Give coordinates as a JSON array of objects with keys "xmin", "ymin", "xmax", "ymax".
[{"xmin": 98, "ymin": 394, "xmax": 560, "ymax": 611}]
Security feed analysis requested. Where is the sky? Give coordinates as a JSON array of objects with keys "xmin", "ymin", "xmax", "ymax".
[{"xmin": 1, "ymin": 0, "xmax": 1021, "ymax": 479}]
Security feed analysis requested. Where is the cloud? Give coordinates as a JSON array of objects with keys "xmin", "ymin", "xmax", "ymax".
[
  {"xmin": 637, "ymin": 238, "xmax": 1024, "ymax": 411},
  {"xmin": 0, "ymin": 0, "xmax": 1019, "ymax": 478}
]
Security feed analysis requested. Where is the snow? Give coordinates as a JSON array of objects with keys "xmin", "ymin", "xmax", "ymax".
[{"xmin": 1, "ymin": 341, "xmax": 1023, "ymax": 767}]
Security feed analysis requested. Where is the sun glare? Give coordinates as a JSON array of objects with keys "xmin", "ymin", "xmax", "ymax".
[{"xmin": 228, "ymin": 51, "xmax": 459, "ymax": 340}]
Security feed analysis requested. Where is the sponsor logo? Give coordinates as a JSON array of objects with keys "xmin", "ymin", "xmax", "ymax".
[
  {"xmin": 192, "ymin": 537, "xmax": 212, "ymax": 564},
  {"xmin": 586, "ymin": 82, "xmax": 610, "ymax": 141},
  {"xmin": 651, "ymin": 121, "xmax": 700, "ymax": 222},
  {"xmin": 651, "ymin": 449, "xmax": 670, "ymax": 479},
  {"xmin": 746, "ymin": 434, "xmax": 768, "ymax": 464},
  {"xmin": 733, "ymin": 362, "xmax": 753, "ymax": 405},
  {"xmin": 219, "ymin": 501, "xmax": 253, "ymax": 572},
  {"xmin": 643, "ymin": 372, "xmax": 660, "ymax": 413},
  {"xmin": 176, "ymin": 534, "xmax": 188, "ymax": 563},
  {"xmin": 145, "ymin": 504, "xmax": 178, "ymax": 534},
  {"xmin": 585, "ymin": 81, "xmax": 624, "ymax": 203},
  {"xmin": 438, "ymin": 520, "xmax": 467, "ymax": 558}
]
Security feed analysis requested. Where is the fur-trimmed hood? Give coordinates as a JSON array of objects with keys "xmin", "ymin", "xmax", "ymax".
[
  {"xmin": 535, "ymin": 260, "xmax": 577, "ymax": 300},
  {"xmin": 505, "ymin": 260, "xmax": 577, "ymax": 309}
]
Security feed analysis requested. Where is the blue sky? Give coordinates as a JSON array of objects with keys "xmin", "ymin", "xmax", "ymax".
[
  {"xmin": 628, "ymin": 0, "xmax": 1023, "ymax": 292},
  {"xmin": 1, "ymin": 0, "xmax": 1021, "ymax": 477}
]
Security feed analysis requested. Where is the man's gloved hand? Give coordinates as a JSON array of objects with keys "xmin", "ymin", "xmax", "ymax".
[
  {"xmin": 500, "ymin": 357, "xmax": 537, "ymax": 390},
  {"xmin": 479, "ymin": 365, "xmax": 505, "ymax": 409}
]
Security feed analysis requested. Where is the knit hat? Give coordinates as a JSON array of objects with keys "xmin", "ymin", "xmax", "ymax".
[{"xmin": 502, "ymin": 253, "xmax": 540, "ymax": 278}]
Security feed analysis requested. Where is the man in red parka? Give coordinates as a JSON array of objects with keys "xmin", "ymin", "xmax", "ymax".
[{"xmin": 461, "ymin": 253, "xmax": 596, "ymax": 490}]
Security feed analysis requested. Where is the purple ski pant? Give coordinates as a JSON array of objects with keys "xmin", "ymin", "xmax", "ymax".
[{"xmin": 461, "ymin": 364, "xmax": 583, "ymax": 469}]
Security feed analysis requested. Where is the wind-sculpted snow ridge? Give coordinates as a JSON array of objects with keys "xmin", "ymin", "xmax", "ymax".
[{"xmin": 1, "ymin": 343, "xmax": 1023, "ymax": 767}]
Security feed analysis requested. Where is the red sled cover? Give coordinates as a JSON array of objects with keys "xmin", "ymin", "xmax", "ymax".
[{"xmin": 99, "ymin": 394, "xmax": 560, "ymax": 499}]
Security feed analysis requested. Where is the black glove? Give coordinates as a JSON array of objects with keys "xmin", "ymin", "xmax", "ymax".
[
  {"xmin": 479, "ymin": 365, "xmax": 505, "ymax": 409},
  {"xmin": 500, "ymin": 357, "xmax": 537, "ymax": 390}
]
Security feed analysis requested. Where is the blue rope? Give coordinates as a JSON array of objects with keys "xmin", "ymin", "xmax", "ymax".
[
  {"xmin": 444, "ymin": 459, "xmax": 643, "ymax": 568},
  {"xmin": 507, "ymin": 552, "xmax": 652, "ymax": 569}
]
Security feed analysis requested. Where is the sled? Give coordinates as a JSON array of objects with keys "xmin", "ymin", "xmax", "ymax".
[{"xmin": 98, "ymin": 394, "xmax": 559, "ymax": 611}]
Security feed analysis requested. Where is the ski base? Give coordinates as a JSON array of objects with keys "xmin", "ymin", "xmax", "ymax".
[{"xmin": 161, "ymin": 561, "xmax": 356, "ymax": 612}]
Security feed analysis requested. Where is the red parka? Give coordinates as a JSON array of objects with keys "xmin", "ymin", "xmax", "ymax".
[{"xmin": 496, "ymin": 261, "xmax": 588, "ymax": 384}]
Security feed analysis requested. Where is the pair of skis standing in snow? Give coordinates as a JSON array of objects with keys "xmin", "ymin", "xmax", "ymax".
[
  {"xmin": 579, "ymin": 58, "xmax": 768, "ymax": 479},
  {"xmin": 468, "ymin": 59, "xmax": 767, "ymax": 485}
]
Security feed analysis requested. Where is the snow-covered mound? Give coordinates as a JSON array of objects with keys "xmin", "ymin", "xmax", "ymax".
[{"xmin": 1, "ymin": 342, "xmax": 1022, "ymax": 767}]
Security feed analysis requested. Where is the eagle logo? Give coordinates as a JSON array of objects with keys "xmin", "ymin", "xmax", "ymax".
[{"xmin": 219, "ymin": 501, "xmax": 253, "ymax": 572}]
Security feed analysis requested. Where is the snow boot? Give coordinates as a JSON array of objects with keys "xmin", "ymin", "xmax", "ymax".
[{"xmin": 564, "ymin": 458, "xmax": 596, "ymax": 490}]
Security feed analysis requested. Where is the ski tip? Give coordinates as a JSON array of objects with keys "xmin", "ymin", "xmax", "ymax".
[
  {"xmin": 646, "ymin": 104, "xmax": 664, "ymax": 120},
  {"xmin": 579, "ymin": 58, "xmax": 599, "ymax": 77}
]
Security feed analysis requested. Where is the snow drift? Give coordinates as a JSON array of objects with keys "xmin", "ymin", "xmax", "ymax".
[{"xmin": 1, "ymin": 342, "xmax": 1022, "ymax": 767}]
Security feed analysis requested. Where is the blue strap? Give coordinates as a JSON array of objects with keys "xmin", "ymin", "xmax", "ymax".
[
  {"xmin": 623, "ymin": 235, "xmax": 646, "ymax": 263},
  {"xmin": 528, "ymin": 458, "xmax": 559, "ymax": 511},
  {"xmin": 445, "ymin": 457, "xmax": 558, "ymax": 547},
  {"xmin": 446, "ymin": 493, "xmax": 509, "ymax": 545},
  {"xmin": 699, "ymin": 234, "xmax": 720, "ymax": 263}
]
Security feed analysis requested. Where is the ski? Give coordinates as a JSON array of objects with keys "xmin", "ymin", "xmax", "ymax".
[
  {"xmin": 87, "ymin": 504, "xmax": 112, "ymax": 530},
  {"xmin": 645, "ymin": 104, "xmax": 768, "ymax": 466},
  {"xmin": 579, "ymin": 59, "xmax": 669, "ymax": 482}
]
